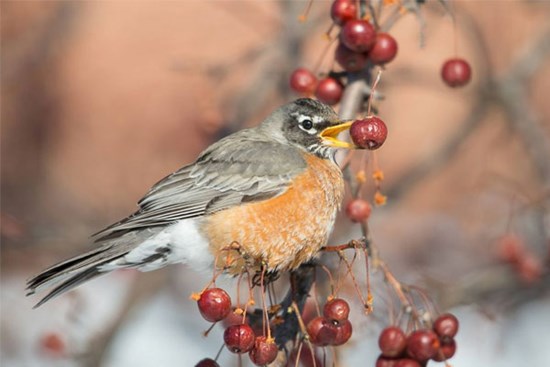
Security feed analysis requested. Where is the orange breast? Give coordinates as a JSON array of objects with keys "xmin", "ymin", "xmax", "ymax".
[{"xmin": 201, "ymin": 153, "xmax": 344, "ymax": 273}]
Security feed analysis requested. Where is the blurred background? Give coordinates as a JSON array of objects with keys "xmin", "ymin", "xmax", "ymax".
[{"xmin": 1, "ymin": 1, "xmax": 549, "ymax": 366}]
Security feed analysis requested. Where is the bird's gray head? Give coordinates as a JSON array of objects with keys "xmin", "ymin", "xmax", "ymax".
[{"xmin": 260, "ymin": 98, "xmax": 353, "ymax": 159}]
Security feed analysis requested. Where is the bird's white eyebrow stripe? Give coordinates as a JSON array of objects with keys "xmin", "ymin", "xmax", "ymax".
[{"xmin": 291, "ymin": 113, "xmax": 323, "ymax": 125}]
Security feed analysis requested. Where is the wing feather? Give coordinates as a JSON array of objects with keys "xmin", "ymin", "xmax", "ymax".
[{"xmin": 93, "ymin": 129, "xmax": 307, "ymax": 242}]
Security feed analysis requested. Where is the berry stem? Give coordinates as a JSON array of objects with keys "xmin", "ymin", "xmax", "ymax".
[
  {"xmin": 318, "ymin": 263, "xmax": 336, "ymax": 297},
  {"xmin": 259, "ymin": 266, "xmax": 273, "ymax": 340},
  {"xmin": 366, "ymin": 69, "xmax": 383, "ymax": 116},
  {"xmin": 298, "ymin": 0, "xmax": 314, "ymax": 22},
  {"xmin": 378, "ymin": 260, "xmax": 423, "ymax": 325},
  {"xmin": 362, "ymin": 247, "xmax": 374, "ymax": 313},
  {"xmin": 313, "ymin": 35, "xmax": 338, "ymax": 75},
  {"xmin": 338, "ymin": 250, "xmax": 368, "ymax": 308},
  {"xmin": 290, "ymin": 301, "xmax": 318, "ymax": 367}
]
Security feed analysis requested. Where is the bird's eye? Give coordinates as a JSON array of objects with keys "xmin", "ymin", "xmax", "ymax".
[{"xmin": 301, "ymin": 119, "xmax": 313, "ymax": 130}]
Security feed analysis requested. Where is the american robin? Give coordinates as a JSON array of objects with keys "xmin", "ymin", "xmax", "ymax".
[{"xmin": 26, "ymin": 98, "xmax": 354, "ymax": 308}]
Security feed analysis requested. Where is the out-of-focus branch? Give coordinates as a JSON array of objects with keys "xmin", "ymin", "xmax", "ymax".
[
  {"xmin": 436, "ymin": 265, "xmax": 550, "ymax": 312},
  {"xmin": 494, "ymin": 27, "xmax": 550, "ymax": 184}
]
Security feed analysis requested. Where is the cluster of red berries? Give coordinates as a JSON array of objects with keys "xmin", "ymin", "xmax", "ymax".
[
  {"xmin": 290, "ymin": 0, "xmax": 398, "ymax": 106},
  {"xmin": 290, "ymin": 0, "xmax": 472, "ymax": 106},
  {"xmin": 306, "ymin": 298, "xmax": 353, "ymax": 347},
  {"xmin": 496, "ymin": 234, "xmax": 544, "ymax": 284},
  {"xmin": 195, "ymin": 288, "xmax": 278, "ymax": 366},
  {"xmin": 376, "ymin": 313, "xmax": 459, "ymax": 367}
]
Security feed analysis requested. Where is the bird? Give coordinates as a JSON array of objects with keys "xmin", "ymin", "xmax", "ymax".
[{"xmin": 26, "ymin": 98, "xmax": 354, "ymax": 308}]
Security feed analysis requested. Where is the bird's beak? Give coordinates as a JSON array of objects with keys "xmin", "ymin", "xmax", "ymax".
[{"xmin": 320, "ymin": 120, "xmax": 354, "ymax": 148}]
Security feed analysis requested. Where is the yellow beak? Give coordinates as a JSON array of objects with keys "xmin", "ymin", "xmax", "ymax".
[{"xmin": 320, "ymin": 120, "xmax": 354, "ymax": 148}]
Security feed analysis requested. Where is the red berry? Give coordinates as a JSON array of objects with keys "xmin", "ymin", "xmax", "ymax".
[
  {"xmin": 223, "ymin": 309, "xmax": 246, "ymax": 327},
  {"xmin": 195, "ymin": 358, "xmax": 220, "ymax": 367},
  {"xmin": 249, "ymin": 336, "xmax": 278, "ymax": 366},
  {"xmin": 331, "ymin": 0, "xmax": 357, "ymax": 25},
  {"xmin": 441, "ymin": 58, "xmax": 471, "ymax": 87},
  {"xmin": 406, "ymin": 330, "xmax": 440, "ymax": 362},
  {"xmin": 340, "ymin": 19, "xmax": 376, "ymax": 52},
  {"xmin": 197, "ymin": 288, "xmax": 231, "ymax": 322},
  {"xmin": 350, "ymin": 116, "xmax": 388, "ymax": 150},
  {"xmin": 376, "ymin": 355, "xmax": 399, "ymax": 367},
  {"xmin": 395, "ymin": 359, "xmax": 422, "ymax": 367},
  {"xmin": 290, "ymin": 68, "xmax": 317, "ymax": 95},
  {"xmin": 433, "ymin": 313, "xmax": 459, "ymax": 339},
  {"xmin": 433, "ymin": 338, "xmax": 457, "ymax": 362},
  {"xmin": 369, "ymin": 33, "xmax": 398, "ymax": 65},
  {"xmin": 517, "ymin": 253, "xmax": 543, "ymax": 284},
  {"xmin": 335, "ymin": 43, "xmax": 367, "ymax": 72},
  {"xmin": 331, "ymin": 319, "xmax": 353, "ymax": 346},
  {"xmin": 40, "ymin": 332, "xmax": 65, "ymax": 356},
  {"xmin": 345, "ymin": 199, "xmax": 372, "ymax": 222},
  {"xmin": 223, "ymin": 324, "xmax": 255, "ymax": 353},
  {"xmin": 379, "ymin": 326, "xmax": 407, "ymax": 358},
  {"xmin": 323, "ymin": 298, "xmax": 350, "ymax": 323},
  {"xmin": 315, "ymin": 77, "xmax": 343, "ymax": 105},
  {"xmin": 306, "ymin": 316, "xmax": 337, "ymax": 346},
  {"xmin": 496, "ymin": 234, "xmax": 525, "ymax": 264}
]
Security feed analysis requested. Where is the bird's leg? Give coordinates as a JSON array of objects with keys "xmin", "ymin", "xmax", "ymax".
[{"xmin": 273, "ymin": 263, "xmax": 316, "ymax": 350}]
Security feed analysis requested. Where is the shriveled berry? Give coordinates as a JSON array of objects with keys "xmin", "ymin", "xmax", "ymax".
[
  {"xmin": 350, "ymin": 116, "xmax": 388, "ymax": 150},
  {"xmin": 195, "ymin": 358, "xmax": 220, "ymax": 367},
  {"xmin": 379, "ymin": 326, "xmax": 407, "ymax": 358},
  {"xmin": 441, "ymin": 58, "xmax": 471, "ymax": 87},
  {"xmin": 290, "ymin": 68, "xmax": 317, "ymax": 95},
  {"xmin": 249, "ymin": 336, "xmax": 278, "ymax": 366},
  {"xmin": 315, "ymin": 77, "xmax": 343, "ymax": 106},
  {"xmin": 331, "ymin": 319, "xmax": 353, "ymax": 346},
  {"xmin": 224, "ymin": 324, "xmax": 255, "ymax": 353},
  {"xmin": 331, "ymin": 0, "xmax": 357, "ymax": 25},
  {"xmin": 340, "ymin": 19, "xmax": 376, "ymax": 52},
  {"xmin": 197, "ymin": 288, "xmax": 231, "ymax": 322},
  {"xmin": 376, "ymin": 355, "xmax": 399, "ymax": 367},
  {"xmin": 395, "ymin": 358, "xmax": 422, "ymax": 367},
  {"xmin": 345, "ymin": 199, "xmax": 372, "ymax": 222},
  {"xmin": 335, "ymin": 43, "xmax": 367, "ymax": 72},
  {"xmin": 406, "ymin": 329, "xmax": 440, "ymax": 362},
  {"xmin": 306, "ymin": 316, "xmax": 337, "ymax": 346},
  {"xmin": 40, "ymin": 332, "xmax": 65, "ymax": 356},
  {"xmin": 433, "ymin": 313, "xmax": 459, "ymax": 339},
  {"xmin": 433, "ymin": 338, "xmax": 457, "ymax": 362},
  {"xmin": 369, "ymin": 33, "xmax": 398, "ymax": 65},
  {"xmin": 323, "ymin": 298, "xmax": 350, "ymax": 323}
]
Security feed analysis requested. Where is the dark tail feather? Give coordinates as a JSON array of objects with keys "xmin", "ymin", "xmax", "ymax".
[
  {"xmin": 26, "ymin": 246, "xmax": 109, "ymax": 293},
  {"xmin": 32, "ymin": 266, "xmax": 107, "ymax": 309},
  {"xmin": 26, "ymin": 243, "xmax": 134, "ymax": 308}
]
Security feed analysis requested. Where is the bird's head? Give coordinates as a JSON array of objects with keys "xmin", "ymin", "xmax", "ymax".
[{"xmin": 260, "ymin": 98, "xmax": 353, "ymax": 159}]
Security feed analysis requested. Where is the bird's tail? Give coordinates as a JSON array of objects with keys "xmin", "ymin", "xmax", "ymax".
[{"xmin": 26, "ymin": 241, "xmax": 134, "ymax": 308}]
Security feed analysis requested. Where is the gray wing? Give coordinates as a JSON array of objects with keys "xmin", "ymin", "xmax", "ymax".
[{"xmin": 92, "ymin": 129, "xmax": 307, "ymax": 241}]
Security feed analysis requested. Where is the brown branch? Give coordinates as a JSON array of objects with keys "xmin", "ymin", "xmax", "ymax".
[{"xmin": 494, "ymin": 27, "xmax": 550, "ymax": 184}]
